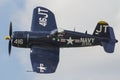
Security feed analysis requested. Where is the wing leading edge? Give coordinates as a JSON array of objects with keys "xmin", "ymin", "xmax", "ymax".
[{"xmin": 30, "ymin": 46, "xmax": 59, "ymax": 73}]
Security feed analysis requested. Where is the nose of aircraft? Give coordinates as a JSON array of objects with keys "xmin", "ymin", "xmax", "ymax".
[
  {"xmin": 5, "ymin": 22, "xmax": 13, "ymax": 56},
  {"xmin": 5, "ymin": 36, "xmax": 10, "ymax": 40}
]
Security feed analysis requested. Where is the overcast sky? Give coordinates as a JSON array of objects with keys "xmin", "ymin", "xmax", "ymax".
[{"xmin": 0, "ymin": 0, "xmax": 120, "ymax": 80}]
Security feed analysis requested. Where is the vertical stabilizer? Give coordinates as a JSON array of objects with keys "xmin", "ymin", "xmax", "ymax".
[
  {"xmin": 93, "ymin": 21, "xmax": 109, "ymax": 38},
  {"xmin": 93, "ymin": 21, "xmax": 118, "ymax": 53}
]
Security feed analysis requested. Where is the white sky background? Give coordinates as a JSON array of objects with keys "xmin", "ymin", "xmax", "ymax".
[{"xmin": 4, "ymin": 0, "xmax": 120, "ymax": 80}]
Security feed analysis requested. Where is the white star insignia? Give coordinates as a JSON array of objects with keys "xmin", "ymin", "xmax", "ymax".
[
  {"xmin": 67, "ymin": 37, "xmax": 74, "ymax": 45},
  {"xmin": 37, "ymin": 63, "xmax": 47, "ymax": 72}
]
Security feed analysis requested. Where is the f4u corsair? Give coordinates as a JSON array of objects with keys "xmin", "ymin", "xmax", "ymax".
[{"xmin": 5, "ymin": 7, "xmax": 118, "ymax": 73}]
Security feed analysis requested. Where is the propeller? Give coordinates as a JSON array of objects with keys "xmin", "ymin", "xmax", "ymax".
[{"xmin": 5, "ymin": 22, "xmax": 13, "ymax": 55}]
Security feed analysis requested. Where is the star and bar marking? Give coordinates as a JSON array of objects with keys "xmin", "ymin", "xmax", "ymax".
[
  {"xmin": 37, "ymin": 63, "xmax": 47, "ymax": 72},
  {"xmin": 54, "ymin": 36, "xmax": 95, "ymax": 46},
  {"xmin": 67, "ymin": 37, "xmax": 74, "ymax": 45}
]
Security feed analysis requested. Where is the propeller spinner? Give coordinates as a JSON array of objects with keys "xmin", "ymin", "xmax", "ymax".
[{"xmin": 5, "ymin": 22, "xmax": 13, "ymax": 55}]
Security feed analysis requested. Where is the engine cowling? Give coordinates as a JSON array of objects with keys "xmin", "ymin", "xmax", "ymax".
[
  {"xmin": 12, "ymin": 31, "xmax": 29, "ymax": 48},
  {"xmin": 12, "ymin": 31, "xmax": 52, "ymax": 48}
]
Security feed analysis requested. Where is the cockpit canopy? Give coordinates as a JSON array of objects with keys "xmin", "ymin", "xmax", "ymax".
[{"xmin": 50, "ymin": 28, "xmax": 65, "ymax": 35}]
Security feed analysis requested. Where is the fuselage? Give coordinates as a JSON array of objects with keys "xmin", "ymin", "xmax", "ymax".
[{"xmin": 11, "ymin": 30, "xmax": 108, "ymax": 48}]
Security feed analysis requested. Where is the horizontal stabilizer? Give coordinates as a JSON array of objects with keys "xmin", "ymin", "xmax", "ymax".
[
  {"xmin": 102, "ymin": 41, "xmax": 115, "ymax": 53},
  {"xmin": 101, "ymin": 27, "xmax": 117, "ymax": 53}
]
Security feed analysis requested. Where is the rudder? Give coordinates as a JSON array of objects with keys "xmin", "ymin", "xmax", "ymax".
[{"xmin": 101, "ymin": 27, "xmax": 116, "ymax": 53}]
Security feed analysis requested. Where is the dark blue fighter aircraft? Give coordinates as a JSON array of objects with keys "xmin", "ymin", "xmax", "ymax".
[{"xmin": 5, "ymin": 7, "xmax": 118, "ymax": 73}]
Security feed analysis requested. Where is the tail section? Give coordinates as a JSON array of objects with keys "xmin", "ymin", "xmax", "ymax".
[{"xmin": 93, "ymin": 21, "xmax": 118, "ymax": 53}]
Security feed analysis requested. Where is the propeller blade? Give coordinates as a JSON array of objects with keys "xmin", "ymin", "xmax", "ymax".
[
  {"xmin": 9, "ymin": 40, "xmax": 11, "ymax": 55},
  {"xmin": 9, "ymin": 22, "xmax": 12, "ymax": 37},
  {"xmin": 8, "ymin": 22, "xmax": 12, "ymax": 56}
]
